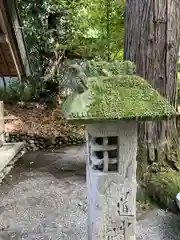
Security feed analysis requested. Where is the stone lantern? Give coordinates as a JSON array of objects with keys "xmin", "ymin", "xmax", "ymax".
[{"xmin": 62, "ymin": 74, "xmax": 176, "ymax": 240}]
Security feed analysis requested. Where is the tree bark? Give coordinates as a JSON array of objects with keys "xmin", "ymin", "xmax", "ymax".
[{"xmin": 124, "ymin": 0, "xmax": 180, "ymax": 182}]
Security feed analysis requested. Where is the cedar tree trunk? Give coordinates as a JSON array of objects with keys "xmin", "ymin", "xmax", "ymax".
[{"xmin": 124, "ymin": 0, "xmax": 180, "ymax": 183}]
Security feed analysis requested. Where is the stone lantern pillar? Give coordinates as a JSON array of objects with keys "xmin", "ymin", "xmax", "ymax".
[
  {"xmin": 86, "ymin": 121, "xmax": 137, "ymax": 239},
  {"xmin": 62, "ymin": 71, "xmax": 176, "ymax": 240}
]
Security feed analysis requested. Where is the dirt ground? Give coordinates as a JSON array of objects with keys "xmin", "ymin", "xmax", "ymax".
[{"xmin": 0, "ymin": 145, "xmax": 180, "ymax": 239}]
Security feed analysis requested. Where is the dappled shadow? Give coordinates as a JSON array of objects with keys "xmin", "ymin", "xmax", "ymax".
[
  {"xmin": 0, "ymin": 145, "xmax": 86, "ymax": 196},
  {"xmin": 18, "ymin": 146, "xmax": 86, "ymax": 179}
]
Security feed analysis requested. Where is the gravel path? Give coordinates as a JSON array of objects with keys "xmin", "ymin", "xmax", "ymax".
[
  {"xmin": 0, "ymin": 145, "xmax": 179, "ymax": 239},
  {"xmin": 137, "ymin": 209, "xmax": 180, "ymax": 240}
]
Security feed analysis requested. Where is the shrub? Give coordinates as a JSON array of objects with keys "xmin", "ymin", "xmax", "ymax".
[{"xmin": 148, "ymin": 171, "xmax": 180, "ymax": 212}]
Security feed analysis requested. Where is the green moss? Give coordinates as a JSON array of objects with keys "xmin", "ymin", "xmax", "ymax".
[
  {"xmin": 178, "ymin": 72, "xmax": 180, "ymax": 80},
  {"xmin": 62, "ymin": 74, "xmax": 176, "ymax": 122},
  {"xmin": 136, "ymin": 199, "xmax": 153, "ymax": 219},
  {"xmin": 148, "ymin": 171, "xmax": 180, "ymax": 211}
]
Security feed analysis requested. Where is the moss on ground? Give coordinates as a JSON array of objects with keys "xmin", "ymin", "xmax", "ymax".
[
  {"xmin": 136, "ymin": 199, "xmax": 154, "ymax": 220},
  {"xmin": 148, "ymin": 171, "xmax": 180, "ymax": 212},
  {"xmin": 62, "ymin": 74, "xmax": 176, "ymax": 122}
]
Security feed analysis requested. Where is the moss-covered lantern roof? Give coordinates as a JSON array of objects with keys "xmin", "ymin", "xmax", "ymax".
[{"xmin": 62, "ymin": 75, "xmax": 176, "ymax": 123}]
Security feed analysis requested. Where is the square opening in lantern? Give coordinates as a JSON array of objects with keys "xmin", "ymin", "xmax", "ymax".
[{"xmin": 88, "ymin": 134, "xmax": 118, "ymax": 172}]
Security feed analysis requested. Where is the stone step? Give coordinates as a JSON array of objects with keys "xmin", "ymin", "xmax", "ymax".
[{"xmin": 0, "ymin": 142, "xmax": 24, "ymax": 173}]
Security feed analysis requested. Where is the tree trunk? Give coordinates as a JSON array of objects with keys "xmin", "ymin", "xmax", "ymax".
[{"xmin": 124, "ymin": 0, "xmax": 180, "ymax": 183}]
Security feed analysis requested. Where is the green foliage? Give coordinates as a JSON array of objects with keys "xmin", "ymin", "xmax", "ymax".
[
  {"xmin": 177, "ymin": 72, "xmax": 180, "ymax": 103},
  {"xmin": 0, "ymin": 89, "xmax": 7, "ymax": 102},
  {"xmin": 177, "ymin": 57, "xmax": 180, "ymax": 103},
  {"xmin": 8, "ymin": 80, "xmax": 31, "ymax": 102},
  {"xmin": 177, "ymin": 58, "xmax": 180, "ymax": 72},
  {"xmin": 149, "ymin": 171, "xmax": 180, "ymax": 211},
  {"xmin": 17, "ymin": 0, "xmax": 125, "ymax": 103},
  {"xmin": 0, "ymin": 77, "xmax": 51, "ymax": 103},
  {"xmin": 72, "ymin": 0, "xmax": 125, "ymax": 60},
  {"xmin": 18, "ymin": 0, "xmax": 125, "ymax": 77},
  {"xmin": 0, "ymin": 80, "xmax": 32, "ymax": 102},
  {"xmin": 84, "ymin": 59, "xmax": 136, "ymax": 77}
]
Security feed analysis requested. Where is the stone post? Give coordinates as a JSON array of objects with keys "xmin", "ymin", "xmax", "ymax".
[{"xmin": 86, "ymin": 121, "xmax": 137, "ymax": 240}]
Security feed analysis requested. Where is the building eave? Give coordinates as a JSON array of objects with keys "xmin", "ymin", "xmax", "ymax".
[{"xmin": 0, "ymin": 0, "xmax": 31, "ymax": 78}]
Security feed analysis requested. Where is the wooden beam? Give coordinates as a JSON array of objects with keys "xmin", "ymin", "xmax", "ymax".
[
  {"xmin": 0, "ymin": 44, "xmax": 11, "ymax": 74},
  {"xmin": 0, "ymin": 33, "xmax": 8, "ymax": 43},
  {"xmin": 0, "ymin": 7, "xmax": 22, "ymax": 78},
  {"xmin": 8, "ymin": 1, "xmax": 31, "ymax": 76}
]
